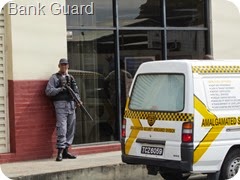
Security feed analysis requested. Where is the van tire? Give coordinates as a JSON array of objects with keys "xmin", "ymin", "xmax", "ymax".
[
  {"xmin": 220, "ymin": 149, "xmax": 240, "ymax": 180},
  {"xmin": 160, "ymin": 172, "xmax": 190, "ymax": 180}
]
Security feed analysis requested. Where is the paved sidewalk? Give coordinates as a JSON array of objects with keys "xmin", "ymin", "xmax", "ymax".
[
  {"xmin": 0, "ymin": 151, "xmax": 206, "ymax": 180},
  {"xmin": 0, "ymin": 151, "xmax": 162, "ymax": 180},
  {"xmin": 1, "ymin": 151, "xmax": 121, "ymax": 179}
]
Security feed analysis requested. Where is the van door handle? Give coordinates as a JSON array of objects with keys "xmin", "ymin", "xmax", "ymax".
[
  {"xmin": 136, "ymin": 138, "xmax": 166, "ymax": 145},
  {"xmin": 226, "ymin": 127, "xmax": 240, "ymax": 132}
]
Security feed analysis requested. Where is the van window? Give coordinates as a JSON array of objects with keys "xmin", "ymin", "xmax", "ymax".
[{"xmin": 129, "ymin": 74, "xmax": 184, "ymax": 112}]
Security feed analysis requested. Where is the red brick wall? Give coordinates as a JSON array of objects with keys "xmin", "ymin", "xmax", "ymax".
[
  {"xmin": 0, "ymin": 80, "xmax": 57, "ymax": 163},
  {"xmin": 0, "ymin": 80, "xmax": 120, "ymax": 163}
]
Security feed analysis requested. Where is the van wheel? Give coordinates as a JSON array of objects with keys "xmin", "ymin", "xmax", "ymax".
[
  {"xmin": 220, "ymin": 149, "xmax": 240, "ymax": 180},
  {"xmin": 160, "ymin": 172, "xmax": 190, "ymax": 180}
]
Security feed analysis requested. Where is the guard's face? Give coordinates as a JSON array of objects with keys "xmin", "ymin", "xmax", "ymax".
[{"xmin": 58, "ymin": 63, "xmax": 69, "ymax": 74}]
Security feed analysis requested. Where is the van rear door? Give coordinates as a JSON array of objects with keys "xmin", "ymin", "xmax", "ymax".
[{"xmin": 123, "ymin": 72, "xmax": 194, "ymax": 162}]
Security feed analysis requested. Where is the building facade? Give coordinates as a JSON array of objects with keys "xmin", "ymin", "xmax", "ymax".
[{"xmin": 0, "ymin": 0, "xmax": 240, "ymax": 162}]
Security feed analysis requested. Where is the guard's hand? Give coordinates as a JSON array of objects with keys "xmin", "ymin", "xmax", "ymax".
[{"xmin": 60, "ymin": 86, "xmax": 67, "ymax": 92}]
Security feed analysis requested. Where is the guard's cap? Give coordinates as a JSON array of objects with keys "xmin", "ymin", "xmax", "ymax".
[{"xmin": 59, "ymin": 58, "xmax": 69, "ymax": 65}]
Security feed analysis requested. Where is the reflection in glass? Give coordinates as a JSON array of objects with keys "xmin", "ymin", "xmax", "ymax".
[
  {"xmin": 166, "ymin": 0, "xmax": 205, "ymax": 27},
  {"xmin": 118, "ymin": 30, "xmax": 162, "ymax": 137},
  {"xmin": 118, "ymin": 0, "xmax": 163, "ymax": 27},
  {"xmin": 167, "ymin": 31, "xmax": 206, "ymax": 59},
  {"xmin": 67, "ymin": 31, "xmax": 116, "ymax": 144},
  {"xmin": 120, "ymin": 30, "xmax": 162, "ymax": 57},
  {"xmin": 65, "ymin": 0, "xmax": 209, "ymax": 145},
  {"xmin": 120, "ymin": 30, "xmax": 162, "ymax": 53},
  {"xmin": 66, "ymin": 0, "xmax": 113, "ymax": 27},
  {"xmin": 105, "ymin": 58, "xmax": 133, "ymax": 140}
]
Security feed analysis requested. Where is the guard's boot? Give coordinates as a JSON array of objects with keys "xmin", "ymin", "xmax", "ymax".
[
  {"xmin": 63, "ymin": 147, "xmax": 77, "ymax": 159},
  {"xmin": 56, "ymin": 148, "xmax": 63, "ymax": 161}
]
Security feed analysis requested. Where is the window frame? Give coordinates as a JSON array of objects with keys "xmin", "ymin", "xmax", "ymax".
[{"xmin": 66, "ymin": 0, "xmax": 210, "ymax": 143}]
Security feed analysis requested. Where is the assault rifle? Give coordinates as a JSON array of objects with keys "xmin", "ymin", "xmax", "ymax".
[{"xmin": 65, "ymin": 85, "xmax": 94, "ymax": 121}]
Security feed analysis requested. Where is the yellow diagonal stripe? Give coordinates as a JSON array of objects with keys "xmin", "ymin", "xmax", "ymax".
[
  {"xmin": 193, "ymin": 96, "xmax": 224, "ymax": 164},
  {"xmin": 194, "ymin": 96, "xmax": 216, "ymax": 119},
  {"xmin": 124, "ymin": 98, "xmax": 143, "ymax": 154},
  {"xmin": 125, "ymin": 118, "xmax": 142, "ymax": 154}
]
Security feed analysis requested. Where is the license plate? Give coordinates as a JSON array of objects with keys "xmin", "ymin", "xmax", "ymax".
[{"xmin": 141, "ymin": 146, "xmax": 163, "ymax": 156}]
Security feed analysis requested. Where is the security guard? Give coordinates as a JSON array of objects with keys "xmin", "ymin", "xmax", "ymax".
[{"xmin": 45, "ymin": 58, "xmax": 81, "ymax": 161}]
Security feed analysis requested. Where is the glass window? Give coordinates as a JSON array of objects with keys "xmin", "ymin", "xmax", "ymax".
[
  {"xmin": 66, "ymin": 0, "xmax": 209, "ymax": 144},
  {"xmin": 130, "ymin": 74, "xmax": 184, "ymax": 111},
  {"xmin": 67, "ymin": 30, "xmax": 116, "ymax": 144},
  {"xmin": 66, "ymin": 0, "xmax": 113, "ymax": 27},
  {"xmin": 119, "ymin": 30, "xmax": 162, "ymax": 109},
  {"xmin": 118, "ymin": 0, "xmax": 163, "ymax": 27},
  {"xmin": 166, "ymin": 0, "xmax": 205, "ymax": 27},
  {"xmin": 167, "ymin": 31, "xmax": 206, "ymax": 59},
  {"xmin": 120, "ymin": 30, "xmax": 162, "ymax": 76}
]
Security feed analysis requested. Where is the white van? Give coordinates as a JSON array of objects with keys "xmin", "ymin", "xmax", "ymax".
[{"xmin": 121, "ymin": 60, "xmax": 240, "ymax": 180}]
